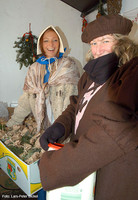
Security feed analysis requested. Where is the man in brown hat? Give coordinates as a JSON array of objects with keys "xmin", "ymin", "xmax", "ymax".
[{"xmin": 39, "ymin": 14, "xmax": 138, "ymax": 200}]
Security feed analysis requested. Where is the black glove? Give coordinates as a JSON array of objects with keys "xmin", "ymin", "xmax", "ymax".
[{"xmin": 40, "ymin": 123, "xmax": 65, "ymax": 151}]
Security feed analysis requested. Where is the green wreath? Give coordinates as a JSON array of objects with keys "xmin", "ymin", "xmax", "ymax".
[{"xmin": 13, "ymin": 31, "xmax": 38, "ymax": 69}]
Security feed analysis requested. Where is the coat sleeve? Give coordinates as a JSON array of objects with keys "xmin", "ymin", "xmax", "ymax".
[
  {"xmin": 6, "ymin": 92, "xmax": 32, "ymax": 127},
  {"xmin": 39, "ymin": 112, "xmax": 138, "ymax": 191}
]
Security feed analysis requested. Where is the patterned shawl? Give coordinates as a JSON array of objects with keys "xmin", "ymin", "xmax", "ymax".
[{"xmin": 23, "ymin": 57, "xmax": 80, "ymax": 132}]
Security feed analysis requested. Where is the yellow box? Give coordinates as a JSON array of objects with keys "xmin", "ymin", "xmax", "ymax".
[{"xmin": 0, "ymin": 141, "xmax": 42, "ymax": 196}]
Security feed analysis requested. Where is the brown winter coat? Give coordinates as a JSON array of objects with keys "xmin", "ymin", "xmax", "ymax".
[{"xmin": 39, "ymin": 57, "xmax": 138, "ymax": 200}]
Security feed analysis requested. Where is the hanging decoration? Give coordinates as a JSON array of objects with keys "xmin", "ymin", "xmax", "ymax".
[
  {"xmin": 107, "ymin": 0, "xmax": 122, "ymax": 15},
  {"xmin": 13, "ymin": 23, "xmax": 38, "ymax": 70},
  {"xmin": 82, "ymin": 16, "xmax": 88, "ymax": 32},
  {"xmin": 96, "ymin": 0, "xmax": 107, "ymax": 19}
]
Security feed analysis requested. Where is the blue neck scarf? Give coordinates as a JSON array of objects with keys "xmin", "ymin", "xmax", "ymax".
[{"xmin": 36, "ymin": 50, "xmax": 65, "ymax": 83}]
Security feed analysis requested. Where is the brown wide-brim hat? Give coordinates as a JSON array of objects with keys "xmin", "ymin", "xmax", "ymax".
[{"xmin": 81, "ymin": 14, "xmax": 133, "ymax": 43}]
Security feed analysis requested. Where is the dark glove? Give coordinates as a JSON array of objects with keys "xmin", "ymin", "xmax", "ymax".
[{"xmin": 40, "ymin": 123, "xmax": 65, "ymax": 151}]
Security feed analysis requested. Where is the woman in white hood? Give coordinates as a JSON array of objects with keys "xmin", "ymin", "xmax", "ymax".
[{"xmin": 7, "ymin": 26, "xmax": 81, "ymax": 132}]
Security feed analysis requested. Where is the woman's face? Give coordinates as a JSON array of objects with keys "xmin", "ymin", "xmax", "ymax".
[
  {"xmin": 90, "ymin": 34, "xmax": 117, "ymax": 59},
  {"xmin": 42, "ymin": 30, "xmax": 60, "ymax": 58}
]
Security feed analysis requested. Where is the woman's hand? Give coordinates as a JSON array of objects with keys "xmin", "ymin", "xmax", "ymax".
[{"xmin": 39, "ymin": 123, "xmax": 65, "ymax": 150}]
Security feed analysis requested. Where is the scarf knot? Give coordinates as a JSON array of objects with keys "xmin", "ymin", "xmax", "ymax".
[{"xmin": 36, "ymin": 49, "xmax": 66, "ymax": 83}]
